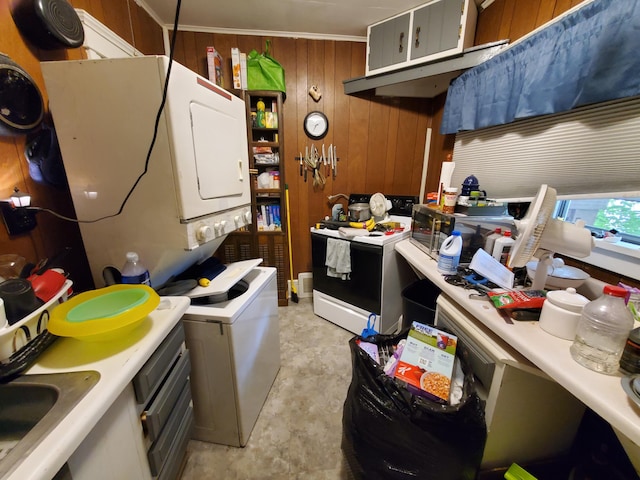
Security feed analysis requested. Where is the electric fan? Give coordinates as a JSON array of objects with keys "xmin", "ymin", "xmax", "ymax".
[
  {"xmin": 508, "ymin": 184, "xmax": 594, "ymax": 290},
  {"xmin": 369, "ymin": 193, "xmax": 392, "ymax": 221}
]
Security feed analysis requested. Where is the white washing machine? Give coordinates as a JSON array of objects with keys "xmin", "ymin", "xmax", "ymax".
[{"xmin": 182, "ymin": 261, "xmax": 280, "ymax": 447}]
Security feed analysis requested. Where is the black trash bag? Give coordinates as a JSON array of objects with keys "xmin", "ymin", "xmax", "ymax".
[{"xmin": 342, "ymin": 331, "xmax": 487, "ymax": 480}]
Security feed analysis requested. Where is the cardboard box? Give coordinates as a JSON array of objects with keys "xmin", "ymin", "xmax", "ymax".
[
  {"xmin": 240, "ymin": 52, "xmax": 247, "ymax": 90},
  {"xmin": 394, "ymin": 321, "xmax": 457, "ymax": 402},
  {"xmin": 231, "ymin": 48, "xmax": 242, "ymax": 89},
  {"xmin": 206, "ymin": 46, "xmax": 224, "ymax": 87}
]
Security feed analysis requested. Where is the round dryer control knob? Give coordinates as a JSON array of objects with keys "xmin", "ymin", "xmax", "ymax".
[{"xmin": 197, "ymin": 225, "xmax": 212, "ymax": 242}]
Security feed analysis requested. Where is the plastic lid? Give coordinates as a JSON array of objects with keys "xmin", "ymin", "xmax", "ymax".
[
  {"xmin": 494, "ymin": 228, "xmax": 502, "ymax": 234},
  {"xmin": 504, "ymin": 231, "xmax": 512, "ymax": 237},
  {"xmin": 452, "ymin": 230, "xmax": 461, "ymax": 236},
  {"xmin": 462, "ymin": 174, "xmax": 479, "ymax": 186},
  {"xmin": 603, "ymin": 285, "xmax": 628, "ymax": 298},
  {"xmin": 628, "ymin": 327, "xmax": 640, "ymax": 345},
  {"xmin": 126, "ymin": 252, "xmax": 139, "ymax": 262},
  {"xmin": 546, "ymin": 287, "xmax": 590, "ymax": 312}
]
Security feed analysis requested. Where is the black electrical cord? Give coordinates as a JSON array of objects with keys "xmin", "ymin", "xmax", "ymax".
[{"xmin": 33, "ymin": 0, "xmax": 183, "ymax": 224}]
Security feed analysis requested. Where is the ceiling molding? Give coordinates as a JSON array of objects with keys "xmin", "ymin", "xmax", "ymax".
[{"xmin": 167, "ymin": 24, "xmax": 367, "ymax": 43}]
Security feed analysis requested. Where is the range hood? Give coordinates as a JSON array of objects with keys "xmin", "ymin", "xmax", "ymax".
[{"xmin": 343, "ymin": 40, "xmax": 508, "ymax": 99}]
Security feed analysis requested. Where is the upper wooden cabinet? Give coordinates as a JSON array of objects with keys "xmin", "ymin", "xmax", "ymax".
[{"xmin": 366, "ymin": 0, "xmax": 478, "ymax": 76}]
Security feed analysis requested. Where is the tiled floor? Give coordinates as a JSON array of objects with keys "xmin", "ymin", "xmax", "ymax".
[{"xmin": 180, "ymin": 298, "xmax": 355, "ymax": 479}]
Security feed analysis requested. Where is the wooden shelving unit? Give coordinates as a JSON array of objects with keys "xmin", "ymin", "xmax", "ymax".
[{"xmin": 217, "ymin": 91, "xmax": 289, "ymax": 306}]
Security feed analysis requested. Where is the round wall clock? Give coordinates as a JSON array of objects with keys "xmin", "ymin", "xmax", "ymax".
[{"xmin": 303, "ymin": 111, "xmax": 329, "ymax": 140}]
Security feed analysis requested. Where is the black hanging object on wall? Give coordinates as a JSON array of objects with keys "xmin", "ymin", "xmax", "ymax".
[
  {"xmin": 24, "ymin": 123, "xmax": 68, "ymax": 188},
  {"xmin": 10, "ymin": 0, "xmax": 84, "ymax": 50},
  {"xmin": 0, "ymin": 53, "xmax": 44, "ymax": 136}
]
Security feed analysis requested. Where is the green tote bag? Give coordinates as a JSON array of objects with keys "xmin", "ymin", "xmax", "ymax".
[{"xmin": 247, "ymin": 41, "xmax": 286, "ymax": 94}]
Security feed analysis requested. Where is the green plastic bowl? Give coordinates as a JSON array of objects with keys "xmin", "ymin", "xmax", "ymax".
[{"xmin": 49, "ymin": 284, "xmax": 160, "ymax": 342}]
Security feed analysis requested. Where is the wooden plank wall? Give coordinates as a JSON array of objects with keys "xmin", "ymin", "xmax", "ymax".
[
  {"xmin": 170, "ymin": 32, "xmax": 440, "ymax": 277},
  {"xmin": 0, "ymin": 0, "xmax": 163, "ymax": 291},
  {"xmin": 1, "ymin": 0, "xmax": 635, "ymax": 290}
]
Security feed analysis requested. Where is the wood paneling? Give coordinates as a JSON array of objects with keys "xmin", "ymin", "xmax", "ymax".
[
  {"xmin": 171, "ymin": 32, "xmax": 432, "ymax": 277},
  {"xmin": 0, "ymin": 0, "xmax": 163, "ymax": 292},
  {"xmin": 3, "ymin": 0, "xmax": 630, "ymax": 291}
]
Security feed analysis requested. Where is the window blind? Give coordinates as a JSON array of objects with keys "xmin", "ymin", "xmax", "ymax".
[{"xmin": 450, "ymin": 96, "xmax": 640, "ymax": 202}]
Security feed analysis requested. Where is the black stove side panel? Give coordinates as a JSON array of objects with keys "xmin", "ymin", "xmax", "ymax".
[{"xmin": 311, "ymin": 233, "xmax": 383, "ymax": 315}]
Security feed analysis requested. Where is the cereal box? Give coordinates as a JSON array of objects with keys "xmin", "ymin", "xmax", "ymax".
[
  {"xmin": 206, "ymin": 46, "xmax": 224, "ymax": 87},
  {"xmin": 394, "ymin": 321, "xmax": 457, "ymax": 403},
  {"xmin": 231, "ymin": 48, "xmax": 242, "ymax": 89}
]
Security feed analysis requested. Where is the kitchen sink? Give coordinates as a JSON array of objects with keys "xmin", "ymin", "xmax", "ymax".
[{"xmin": 0, "ymin": 371, "xmax": 100, "ymax": 479}]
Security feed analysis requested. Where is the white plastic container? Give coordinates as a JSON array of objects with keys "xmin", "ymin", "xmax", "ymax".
[
  {"xmin": 121, "ymin": 252, "xmax": 151, "ymax": 286},
  {"xmin": 491, "ymin": 230, "xmax": 515, "ymax": 266},
  {"xmin": 437, "ymin": 231, "xmax": 462, "ymax": 275},
  {"xmin": 539, "ymin": 287, "xmax": 590, "ymax": 340},
  {"xmin": 483, "ymin": 228, "xmax": 502, "ymax": 254},
  {"xmin": 570, "ymin": 285, "xmax": 635, "ymax": 374}
]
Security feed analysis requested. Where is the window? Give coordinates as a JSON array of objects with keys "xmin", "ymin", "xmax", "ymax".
[{"xmin": 556, "ymin": 198, "xmax": 640, "ymax": 244}]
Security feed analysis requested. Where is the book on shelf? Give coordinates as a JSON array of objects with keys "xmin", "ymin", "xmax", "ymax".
[{"xmin": 258, "ymin": 204, "xmax": 282, "ymax": 231}]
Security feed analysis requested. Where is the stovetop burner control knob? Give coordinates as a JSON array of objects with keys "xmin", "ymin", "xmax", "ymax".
[{"xmin": 197, "ymin": 225, "xmax": 212, "ymax": 242}]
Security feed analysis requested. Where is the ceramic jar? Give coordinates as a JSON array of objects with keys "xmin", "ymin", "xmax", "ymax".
[{"xmin": 539, "ymin": 287, "xmax": 590, "ymax": 340}]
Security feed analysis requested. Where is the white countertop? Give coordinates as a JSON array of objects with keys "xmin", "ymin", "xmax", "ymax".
[
  {"xmin": 5, "ymin": 296, "xmax": 190, "ymax": 480},
  {"xmin": 395, "ymin": 239, "xmax": 640, "ymax": 449}
]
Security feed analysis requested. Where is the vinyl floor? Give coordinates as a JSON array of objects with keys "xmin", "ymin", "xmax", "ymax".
[{"xmin": 179, "ymin": 297, "xmax": 355, "ymax": 479}]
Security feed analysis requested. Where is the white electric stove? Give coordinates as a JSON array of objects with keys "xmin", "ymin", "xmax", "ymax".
[{"xmin": 310, "ymin": 194, "xmax": 419, "ymax": 335}]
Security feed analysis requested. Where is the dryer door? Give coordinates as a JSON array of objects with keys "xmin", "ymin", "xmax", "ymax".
[{"xmin": 190, "ymin": 102, "xmax": 247, "ymax": 200}]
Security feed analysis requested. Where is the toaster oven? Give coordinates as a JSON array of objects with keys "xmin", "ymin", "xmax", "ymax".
[{"xmin": 410, "ymin": 204, "xmax": 514, "ymax": 263}]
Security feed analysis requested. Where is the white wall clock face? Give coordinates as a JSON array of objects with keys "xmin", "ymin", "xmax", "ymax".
[{"xmin": 303, "ymin": 111, "xmax": 329, "ymax": 140}]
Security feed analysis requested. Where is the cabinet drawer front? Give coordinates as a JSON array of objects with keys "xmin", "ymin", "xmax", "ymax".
[
  {"xmin": 147, "ymin": 381, "xmax": 193, "ymax": 475},
  {"xmin": 144, "ymin": 352, "xmax": 191, "ymax": 439},
  {"xmin": 157, "ymin": 406, "xmax": 194, "ymax": 480},
  {"xmin": 133, "ymin": 322, "xmax": 185, "ymax": 404}
]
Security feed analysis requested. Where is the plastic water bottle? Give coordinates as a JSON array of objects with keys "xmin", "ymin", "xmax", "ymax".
[
  {"xmin": 570, "ymin": 285, "xmax": 635, "ymax": 374},
  {"xmin": 121, "ymin": 252, "xmax": 151, "ymax": 286},
  {"xmin": 437, "ymin": 231, "xmax": 462, "ymax": 275}
]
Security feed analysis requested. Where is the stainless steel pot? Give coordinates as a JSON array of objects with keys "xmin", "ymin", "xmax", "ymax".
[{"xmin": 348, "ymin": 203, "xmax": 371, "ymax": 222}]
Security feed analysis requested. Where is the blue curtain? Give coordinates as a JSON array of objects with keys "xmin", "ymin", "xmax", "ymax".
[{"xmin": 441, "ymin": 0, "xmax": 640, "ymax": 134}]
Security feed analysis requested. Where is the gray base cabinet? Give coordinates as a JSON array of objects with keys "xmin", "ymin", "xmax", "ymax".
[{"xmin": 366, "ymin": 0, "xmax": 477, "ymax": 76}]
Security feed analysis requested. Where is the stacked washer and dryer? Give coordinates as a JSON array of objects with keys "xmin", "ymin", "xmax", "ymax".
[{"xmin": 42, "ymin": 56, "xmax": 280, "ymax": 448}]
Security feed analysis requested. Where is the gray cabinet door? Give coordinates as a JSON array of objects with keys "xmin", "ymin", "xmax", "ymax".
[
  {"xmin": 411, "ymin": 0, "xmax": 463, "ymax": 61},
  {"xmin": 368, "ymin": 13, "xmax": 410, "ymax": 71}
]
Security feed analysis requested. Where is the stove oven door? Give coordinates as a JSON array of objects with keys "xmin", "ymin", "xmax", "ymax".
[{"xmin": 311, "ymin": 233, "xmax": 383, "ymax": 314}]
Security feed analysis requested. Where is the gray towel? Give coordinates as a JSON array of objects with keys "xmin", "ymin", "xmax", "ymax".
[{"xmin": 325, "ymin": 238, "xmax": 351, "ymax": 280}]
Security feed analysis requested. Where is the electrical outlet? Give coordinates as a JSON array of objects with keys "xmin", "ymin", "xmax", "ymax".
[{"xmin": 1, "ymin": 203, "xmax": 37, "ymax": 235}]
